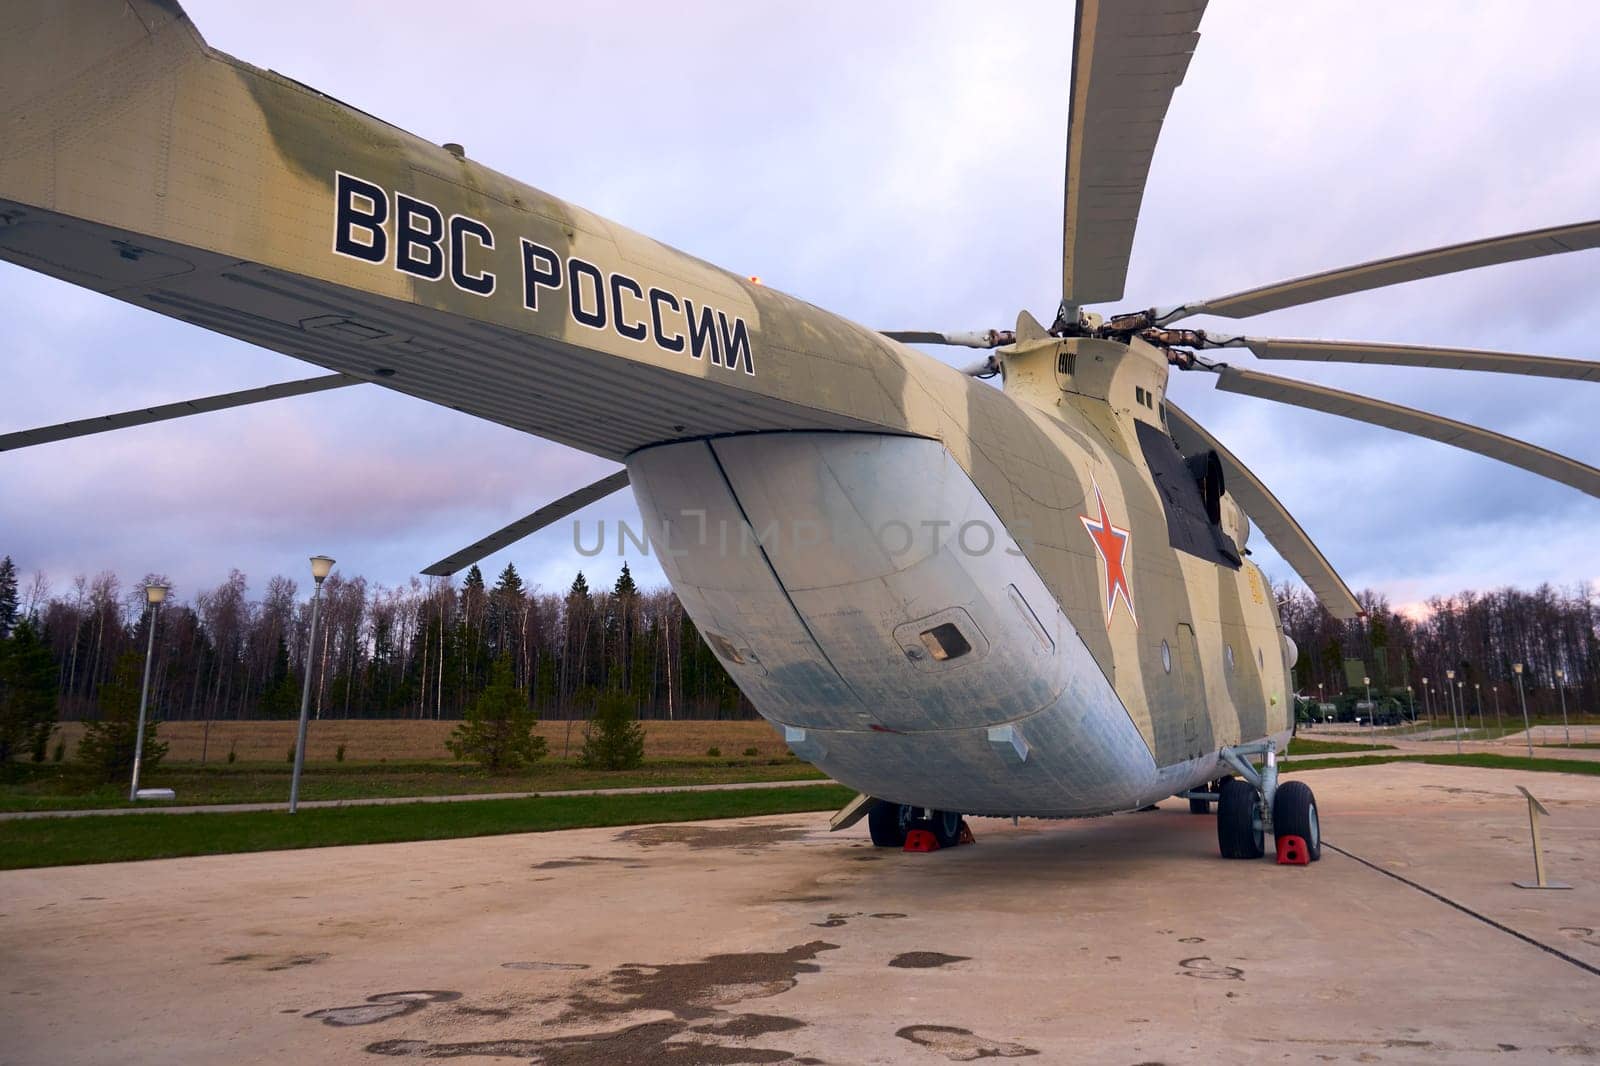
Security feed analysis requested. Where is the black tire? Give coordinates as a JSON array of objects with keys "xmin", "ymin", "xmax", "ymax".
[
  {"xmin": 1217, "ymin": 778, "xmax": 1264, "ymax": 859},
  {"xmin": 1189, "ymin": 796, "xmax": 1211, "ymax": 814},
  {"xmin": 867, "ymin": 800, "xmax": 913, "ymax": 848},
  {"xmin": 928, "ymin": 809, "xmax": 963, "ymax": 848},
  {"xmin": 1272, "ymin": 780, "xmax": 1321, "ymax": 861}
]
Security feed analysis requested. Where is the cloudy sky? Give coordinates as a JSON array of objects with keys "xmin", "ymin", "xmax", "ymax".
[{"xmin": 3, "ymin": 1, "xmax": 1597, "ymax": 611}]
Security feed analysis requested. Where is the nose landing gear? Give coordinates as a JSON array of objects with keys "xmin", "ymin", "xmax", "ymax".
[{"xmin": 1214, "ymin": 741, "xmax": 1321, "ymax": 863}]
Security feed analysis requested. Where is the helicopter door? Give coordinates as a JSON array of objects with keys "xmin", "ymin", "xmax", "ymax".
[{"xmin": 1175, "ymin": 623, "xmax": 1206, "ymax": 760}]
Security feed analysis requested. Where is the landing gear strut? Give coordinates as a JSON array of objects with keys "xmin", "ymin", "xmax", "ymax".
[{"xmin": 1213, "ymin": 741, "xmax": 1320, "ymax": 862}]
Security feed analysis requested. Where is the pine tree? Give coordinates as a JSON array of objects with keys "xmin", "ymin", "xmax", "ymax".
[
  {"xmin": 77, "ymin": 650, "xmax": 167, "ymax": 782},
  {"xmin": 0, "ymin": 555, "xmax": 18, "ymax": 639},
  {"xmin": 260, "ymin": 634, "xmax": 299, "ymax": 718},
  {"xmin": 580, "ymin": 688, "xmax": 646, "ymax": 770},
  {"xmin": 446, "ymin": 654, "xmax": 546, "ymax": 770},
  {"xmin": 0, "ymin": 618, "xmax": 58, "ymax": 762}
]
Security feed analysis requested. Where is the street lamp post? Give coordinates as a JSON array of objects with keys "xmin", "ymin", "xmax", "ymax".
[
  {"xmin": 289, "ymin": 555, "xmax": 335, "ymax": 814},
  {"xmin": 1406, "ymin": 685, "xmax": 1415, "ymax": 731},
  {"xmin": 1363, "ymin": 675, "xmax": 1373, "ymax": 733},
  {"xmin": 1555, "ymin": 669, "xmax": 1571, "ymax": 748},
  {"xmin": 1473, "ymin": 683, "xmax": 1485, "ymax": 736},
  {"xmin": 1492, "ymin": 684, "xmax": 1503, "ymax": 738},
  {"xmin": 1421, "ymin": 677, "xmax": 1431, "ymax": 729},
  {"xmin": 1445, "ymin": 669, "xmax": 1462, "ymax": 754},
  {"xmin": 1513, "ymin": 663, "xmax": 1533, "ymax": 758},
  {"xmin": 129, "ymin": 582, "xmax": 171, "ymax": 801}
]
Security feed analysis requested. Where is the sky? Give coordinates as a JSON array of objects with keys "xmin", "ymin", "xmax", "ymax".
[{"xmin": 2, "ymin": 1, "xmax": 1598, "ymax": 612}]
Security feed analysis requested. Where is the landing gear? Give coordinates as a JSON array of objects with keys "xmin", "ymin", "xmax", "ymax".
[
  {"xmin": 1213, "ymin": 743, "xmax": 1321, "ymax": 862},
  {"xmin": 868, "ymin": 800, "xmax": 915, "ymax": 848},
  {"xmin": 1216, "ymin": 778, "xmax": 1264, "ymax": 858},
  {"xmin": 867, "ymin": 801, "xmax": 967, "ymax": 849},
  {"xmin": 1272, "ymin": 780, "xmax": 1321, "ymax": 861},
  {"xmin": 926, "ymin": 809, "xmax": 964, "ymax": 849}
]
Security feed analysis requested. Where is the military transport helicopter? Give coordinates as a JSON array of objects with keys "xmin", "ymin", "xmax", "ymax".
[{"xmin": 4, "ymin": 1, "xmax": 1597, "ymax": 861}]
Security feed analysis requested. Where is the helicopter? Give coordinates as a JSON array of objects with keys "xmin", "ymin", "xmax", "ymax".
[{"xmin": 3, "ymin": 0, "xmax": 1597, "ymax": 860}]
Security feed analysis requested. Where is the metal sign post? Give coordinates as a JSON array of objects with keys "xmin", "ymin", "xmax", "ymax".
[{"xmin": 1512, "ymin": 786, "xmax": 1570, "ymax": 890}]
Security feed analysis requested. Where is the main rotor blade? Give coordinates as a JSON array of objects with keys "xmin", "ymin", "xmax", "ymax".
[
  {"xmin": 1165, "ymin": 402, "xmax": 1362, "ymax": 621},
  {"xmin": 1162, "ymin": 219, "xmax": 1600, "ymax": 323},
  {"xmin": 1061, "ymin": 0, "xmax": 1207, "ymax": 313},
  {"xmin": 421, "ymin": 470, "xmax": 630, "ymax": 577},
  {"xmin": 0, "ymin": 374, "xmax": 360, "ymax": 452},
  {"xmin": 880, "ymin": 330, "xmax": 1013, "ymax": 349},
  {"xmin": 1216, "ymin": 367, "xmax": 1600, "ymax": 497},
  {"xmin": 1236, "ymin": 337, "xmax": 1600, "ymax": 381}
]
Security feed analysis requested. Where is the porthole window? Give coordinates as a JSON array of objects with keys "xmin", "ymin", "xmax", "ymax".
[
  {"xmin": 1225, "ymin": 644, "xmax": 1235, "ymax": 672},
  {"xmin": 1257, "ymin": 647, "xmax": 1265, "ymax": 668},
  {"xmin": 1161, "ymin": 640, "xmax": 1172, "ymax": 673},
  {"xmin": 919, "ymin": 622, "xmax": 972, "ymax": 662}
]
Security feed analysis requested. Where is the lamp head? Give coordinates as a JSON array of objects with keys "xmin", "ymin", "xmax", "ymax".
[
  {"xmin": 1446, "ymin": 669, "xmax": 1455, "ymax": 681},
  {"xmin": 144, "ymin": 582, "xmax": 171, "ymax": 605},
  {"xmin": 310, "ymin": 555, "xmax": 336, "ymax": 582},
  {"xmin": 1513, "ymin": 662, "xmax": 1523, "ymax": 675}
]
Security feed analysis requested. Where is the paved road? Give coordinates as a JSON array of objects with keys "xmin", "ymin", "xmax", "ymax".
[
  {"xmin": 4, "ymin": 762, "xmax": 1595, "ymax": 1064},
  {"xmin": 0, "ymin": 776, "xmax": 839, "ymax": 821}
]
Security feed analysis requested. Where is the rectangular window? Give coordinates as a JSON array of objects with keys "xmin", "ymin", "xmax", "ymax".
[{"xmin": 919, "ymin": 622, "xmax": 972, "ymax": 662}]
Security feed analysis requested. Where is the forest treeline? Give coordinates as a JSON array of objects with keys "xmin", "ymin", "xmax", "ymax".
[
  {"xmin": 0, "ymin": 553, "xmax": 1595, "ymax": 735},
  {"xmin": 0, "ymin": 555, "xmax": 749, "ymax": 729},
  {"xmin": 1278, "ymin": 581, "xmax": 1597, "ymax": 718}
]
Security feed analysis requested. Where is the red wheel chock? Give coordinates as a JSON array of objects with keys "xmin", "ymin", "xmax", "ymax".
[
  {"xmin": 957, "ymin": 820, "xmax": 976, "ymax": 846},
  {"xmin": 903, "ymin": 829, "xmax": 940, "ymax": 852},
  {"xmin": 1276, "ymin": 835, "xmax": 1310, "ymax": 865}
]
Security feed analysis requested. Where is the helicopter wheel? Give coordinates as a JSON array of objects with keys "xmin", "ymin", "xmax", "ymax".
[
  {"xmin": 1217, "ymin": 778, "xmax": 1264, "ymax": 859},
  {"xmin": 867, "ymin": 800, "xmax": 915, "ymax": 848}
]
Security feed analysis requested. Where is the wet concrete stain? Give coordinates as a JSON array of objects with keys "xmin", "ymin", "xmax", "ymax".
[
  {"xmin": 870, "ymin": 913, "xmax": 908, "ymax": 920},
  {"xmin": 267, "ymin": 952, "xmax": 331, "ymax": 971},
  {"xmin": 1177, "ymin": 937, "xmax": 1204, "ymax": 944},
  {"xmin": 690, "ymin": 1014, "xmax": 807, "ymax": 1039},
  {"xmin": 343, "ymin": 943, "xmax": 836, "ymax": 1062},
  {"xmin": 368, "ymin": 1021, "xmax": 794, "ymax": 1063},
  {"xmin": 773, "ymin": 895, "xmax": 833, "ymax": 904},
  {"xmin": 1177, "ymin": 956, "xmax": 1244, "ymax": 981},
  {"xmin": 217, "ymin": 951, "xmax": 330, "ymax": 971},
  {"xmin": 501, "ymin": 961, "xmax": 590, "ymax": 972},
  {"xmin": 531, "ymin": 856, "xmax": 646, "ymax": 870},
  {"xmin": 306, "ymin": 991, "xmax": 462, "ymax": 1027},
  {"xmin": 889, "ymin": 952, "xmax": 970, "ymax": 969},
  {"xmin": 616, "ymin": 823, "xmax": 812, "ymax": 851},
  {"xmin": 451, "ymin": 1005, "xmax": 512, "ymax": 1020},
  {"xmin": 561, "ymin": 941, "xmax": 836, "ymax": 1021},
  {"xmin": 896, "ymin": 1025, "xmax": 1038, "ymax": 1060}
]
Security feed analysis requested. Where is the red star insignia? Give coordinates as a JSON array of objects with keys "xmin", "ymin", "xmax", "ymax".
[{"xmin": 1079, "ymin": 480, "xmax": 1137, "ymax": 628}]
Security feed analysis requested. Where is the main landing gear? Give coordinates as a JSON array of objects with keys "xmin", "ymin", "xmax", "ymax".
[
  {"xmin": 867, "ymin": 800, "xmax": 967, "ymax": 849},
  {"xmin": 1201, "ymin": 742, "xmax": 1321, "ymax": 862}
]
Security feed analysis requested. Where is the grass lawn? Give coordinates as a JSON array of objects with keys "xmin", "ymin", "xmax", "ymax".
[
  {"xmin": 0, "ymin": 757, "xmax": 828, "ymax": 813},
  {"xmin": 0, "ymin": 784, "xmax": 857, "ymax": 870},
  {"xmin": 1283, "ymin": 752, "xmax": 1600, "ymax": 777},
  {"xmin": 1285, "ymin": 738, "xmax": 1395, "ymax": 756}
]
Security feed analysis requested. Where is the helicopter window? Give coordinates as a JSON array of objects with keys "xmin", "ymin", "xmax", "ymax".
[
  {"xmin": 1225, "ymin": 644, "xmax": 1235, "ymax": 672},
  {"xmin": 919, "ymin": 622, "xmax": 972, "ymax": 662},
  {"xmin": 1161, "ymin": 640, "xmax": 1172, "ymax": 673}
]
